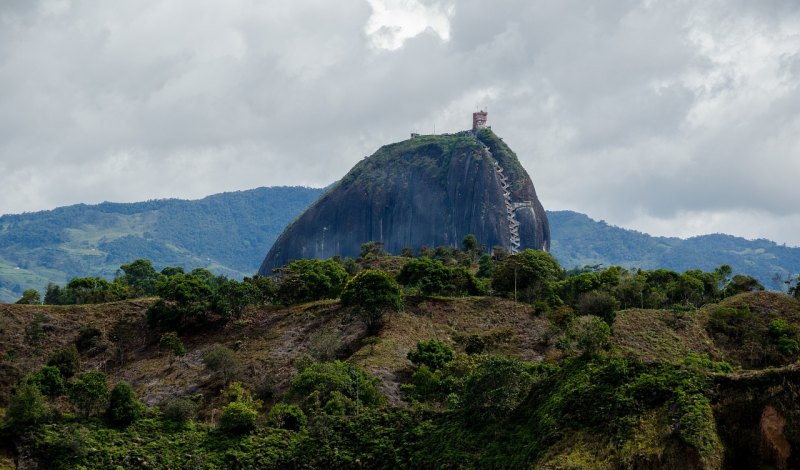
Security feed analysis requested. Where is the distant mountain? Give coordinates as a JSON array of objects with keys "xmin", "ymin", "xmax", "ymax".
[
  {"xmin": 0, "ymin": 189, "xmax": 797, "ymax": 302},
  {"xmin": 0, "ymin": 187, "xmax": 324, "ymax": 302},
  {"xmin": 548, "ymin": 210, "xmax": 799, "ymax": 289}
]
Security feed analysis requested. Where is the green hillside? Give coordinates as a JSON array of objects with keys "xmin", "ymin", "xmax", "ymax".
[
  {"xmin": 548, "ymin": 210, "xmax": 800, "ymax": 289},
  {"xmin": 0, "ymin": 187, "xmax": 324, "ymax": 302}
]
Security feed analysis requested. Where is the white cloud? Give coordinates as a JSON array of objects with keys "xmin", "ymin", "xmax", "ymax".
[{"xmin": 0, "ymin": 0, "xmax": 798, "ymax": 247}]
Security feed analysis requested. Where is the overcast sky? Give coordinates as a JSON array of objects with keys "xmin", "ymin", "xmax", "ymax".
[{"xmin": 2, "ymin": 0, "xmax": 799, "ymax": 246}]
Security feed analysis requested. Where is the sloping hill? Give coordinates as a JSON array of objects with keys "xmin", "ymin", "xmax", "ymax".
[
  {"xmin": 548, "ymin": 210, "xmax": 800, "ymax": 288},
  {"xmin": 0, "ymin": 187, "xmax": 324, "ymax": 302}
]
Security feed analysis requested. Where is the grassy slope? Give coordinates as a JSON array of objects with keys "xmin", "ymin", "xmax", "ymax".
[{"xmin": 3, "ymin": 291, "xmax": 800, "ymax": 468}]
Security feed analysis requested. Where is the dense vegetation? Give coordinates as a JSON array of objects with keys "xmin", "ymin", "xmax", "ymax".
[{"xmin": 3, "ymin": 240, "xmax": 800, "ymax": 468}]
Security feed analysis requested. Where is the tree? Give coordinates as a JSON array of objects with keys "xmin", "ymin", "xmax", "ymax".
[
  {"xmin": 462, "ymin": 234, "xmax": 478, "ymax": 253},
  {"xmin": 397, "ymin": 258, "xmax": 459, "ymax": 295},
  {"xmin": 68, "ymin": 371, "xmax": 110, "ymax": 418},
  {"xmin": 274, "ymin": 259, "xmax": 348, "ymax": 305},
  {"xmin": 214, "ymin": 279, "xmax": 260, "ymax": 319},
  {"xmin": 107, "ymin": 381, "xmax": 145, "ymax": 426},
  {"xmin": 6, "ymin": 382, "xmax": 49, "ymax": 427},
  {"xmin": 47, "ymin": 345, "xmax": 80, "ymax": 378},
  {"xmin": 290, "ymin": 360, "xmax": 384, "ymax": 410},
  {"xmin": 559, "ymin": 315, "xmax": 611, "ymax": 357},
  {"xmin": 340, "ymin": 270, "xmax": 402, "ymax": 334},
  {"xmin": 267, "ymin": 403, "xmax": 307, "ymax": 431},
  {"xmin": 462, "ymin": 356, "xmax": 531, "ymax": 422},
  {"xmin": 118, "ymin": 258, "xmax": 162, "ymax": 297},
  {"xmin": 147, "ymin": 273, "xmax": 214, "ymax": 329},
  {"xmin": 359, "ymin": 241, "xmax": 387, "ymax": 259},
  {"xmin": 16, "ymin": 289, "xmax": 41, "ymax": 305},
  {"xmin": 407, "ymin": 339, "xmax": 454, "ymax": 371},
  {"xmin": 203, "ymin": 345, "xmax": 241, "ymax": 383},
  {"xmin": 243, "ymin": 275, "xmax": 276, "ymax": 305},
  {"xmin": 28, "ymin": 366, "xmax": 65, "ymax": 397},
  {"xmin": 491, "ymin": 249, "xmax": 563, "ymax": 303},
  {"xmin": 218, "ymin": 382, "xmax": 261, "ymax": 434},
  {"xmin": 724, "ymin": 274, "xmax": 765, "ymax": 297},
  {"xmin": 159, "ymin": 332, "xmax": 186, "ymax": 356}
]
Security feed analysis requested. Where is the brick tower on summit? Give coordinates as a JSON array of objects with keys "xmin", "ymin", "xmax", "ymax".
[{"xmin": 472, "ymin": 110, "xmax": 488, "ymax": 130}]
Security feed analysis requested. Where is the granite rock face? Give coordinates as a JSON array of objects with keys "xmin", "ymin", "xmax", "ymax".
[{"xmin": 259, "ymin": 128, "xmax": 549, "ymax": 274}]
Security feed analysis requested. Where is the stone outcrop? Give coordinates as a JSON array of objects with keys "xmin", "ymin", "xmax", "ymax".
[{"xmin": 259, "ymin": 128, "xmax": 549, "ymax": 274}]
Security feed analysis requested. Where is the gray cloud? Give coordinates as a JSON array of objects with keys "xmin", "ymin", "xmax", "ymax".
[{"xmin": 0, "ymin": 0, "xmax": 798, "ymax": 246}]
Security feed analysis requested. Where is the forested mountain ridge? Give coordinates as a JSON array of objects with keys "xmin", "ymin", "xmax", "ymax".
[
  {"xmin": 0, "ymin": 187, "xmax": 324, "ymax": 302},
  {"xmin": 0, "ymin": 189, "xmax": 797, "ymax": 303}
]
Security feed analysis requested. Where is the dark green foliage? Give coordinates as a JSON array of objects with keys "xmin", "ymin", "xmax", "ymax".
[
  {"xmin": 159, "ymin": 332, "xmax": 186, "ymax": 356},
  {"xmin": 16, "ymin": 288, "xmax": 41, "ymax": 304},
  {"xmin": 6, "ymin": 382, "xmax": 49, "ymax": 427},
  {"xmin": 290, "ymin": 360, "xmax": 384, "ymax": 410},
  {"xmin": 397, "ymin": 257, "xmax": 483, "ymax": 296},
  {"xmin": 28, "ymin": 366, "xmax": 65, "ymax": 397},
  {"xmin": 107, "ymin": 381, "xmax": 145, "ymax": 426},
  {"xmin": 267, "ymin": 403, "xmax": 307, "ymax": 431},
  {"xmin": 213, "ymin": 278, "xmax": 261, "ymax": 319},
  {"xmin": 202, "ymin": 345, "xmax": 241, "ymax": 383},
  {"xmin": 242, "ymin": 275, "xmax": 275, "ymax": 305},
  {"xmin": 407, "ymin": 339, "xmax": 454, "ymax": 371},
  {"xmin": 117, "ymin": 258, "xmax": 162, "ymax": 297},
  {"xmin": 161, "ymin": 397, "xmax": 197, "ymax": 424},
  {"xmin": 462, "ymin": 234, "xmax": 478, "ymax": 253},
  {"xmin": 558, "ymin": 315, "xmax": 611, "ymax": 357},
  {"xmin": 359, "ymin": 241, "xmax": 387, "ymax": 259},
  {"xmin": 576, "ymin": 291, "xmax": 619, "ymax": 325},
  {"xmin": 219, "ymin": 401, "xmax": 259, "ymax": 433},
  {"xmin": 146, "ymin": 273, "xmax": 214, "ymax": 330},
  {"xmin": 47, "ymin": 345, "xmax": 80, "ymax": 378},
  {"xmin": 68, "ymin": 371, "xmax": 110, "ymax": 418},
  {"xmin": 75, "ymin": 326, "xmax": 102, "ymax": 352},
  {"xmin": 340, "ymin": 269, "xmax": 402, "ymax": 334},
  {"xmin": 462, "ymin": 356, "xmax": 532, "ymax": 421},
  {"xmin": 491, "ymin": 249, "xmax": 563, "ymax": 303},
  {"xmin": 769, "ymin": 319, "xmax": 800, "ymax": 355},
  {"xmin": 64, "ymin": 277, "xmax": 128, "ymax": 304},
  {"xmin": 724, "ymin": 274, "xmax": 765, "ymax": 296},
  {"xmin": 274, "ymin": 259, "xmax": 348, "ymax": 305}
]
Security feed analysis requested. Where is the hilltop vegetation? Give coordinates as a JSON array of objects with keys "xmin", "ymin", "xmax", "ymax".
[
  {"xmin": 2, "ymin": 245, "xmax": 800, "ymax": 468},
  {"xmin": 2, "ymin": 189, "xmax": 798, "ymax": 304}
]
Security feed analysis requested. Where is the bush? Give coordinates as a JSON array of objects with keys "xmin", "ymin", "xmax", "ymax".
[
  {"xmin": 340, "ymin": 269, "xmax": 403, "ymax": 334},
  {"xmin": 75, "ymin": 326, "xmax": 102, "ymax": 352},
  {"xmin": 274, "ymin": 259, "xmax": 348, "ymax": 305},
  {"xmin": 203, "ymin": 345, "xmax": 241, "ymax": 383},
  {"xmin": 107, "ymin": 381, "xmax": 145, "ymax": 426},
  {"xmin": 219, "ymin": 401, "xmax": 259, "ymax": 433},
  {"xmin": 462, "ymin": 356, "xmax": 532, "ymax": 422},
  {"xmin": 28, "ymin": 365, "xmax": 65, "ymax": 397},
  {"xmin": 162, "ymin": 397, "xmax": 197, "ymax": 424},
  {"xmin": 47, "ymin": 345, "xmax": 80, "ymax": 378},
  {"xmin": 559, "ymin": 315, "xmax": 611, "ymax": 357},
  {"xmin": 67, "ymin": 371, "xmax": 109, "ymax": 418},
  {"xmin": 159, "ymin": 332, "xmax": 186, "ymax": 356},
  {"xmin": 491, "ymin": 249, "xmax": 563, "ymax": 304},
  {"xmin": 146, "ymin": 273, "xmax": 214, "ymax": 330},
  {"xmin": 16, "ymin": 289, "xmax": 42, "ymax": 305},
  {"xmin": 407, "ymin": 340, "xmax": 454, "ymax": 371},
  {"xmin": 267, "ymin": 403, "xmax": 307, "ymax": 431},
  {"xmin": 6, "ymin": 382, "xmax": 49, "ymax": 427},
  {"xmin": 290, "ymin": 360, "xmax": 384, "ymax": 410},
  {"xmin": 576, "ymin": 291, "xmax": 619, "ymax": 325}
]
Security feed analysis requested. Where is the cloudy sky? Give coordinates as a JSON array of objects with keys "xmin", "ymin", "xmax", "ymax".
[{"xmin": 2, "ymin": 0, "xmax": 799, "ymax": 246}]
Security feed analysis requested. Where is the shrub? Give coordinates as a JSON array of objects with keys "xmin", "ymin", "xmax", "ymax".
[
  {"xmin": 107, "ymin": 381, "xmax": 145, "ymax": 426},
  {"xmin": 576, "ymin": 291, "xmax": 619, "ymax": 325},
  {"xmin": 28, "ymin": 366, "xmax": 65, "ymax": 397},
  {"xmin": 47, "ymin": 345, "xmax": 80, "ymax": 378},
  {"xmin": 560, "ymin": 315, "xmax": 611, "ymax": 357},
  {"xmin": 67, "ymin": 371, "xmax": 109, "ymax": 418},
  {"xmin": 407, "ymin": 340, "xmax": 454, "ymax": 371},
  {"xmin": 16, "ymin": 289, "xmax": 42, "ymax": 305},
  {"xmin": 159, "ymin": 332, "xmax": 186, "ymax": 356},
  {"xmin": 267, "ymin": 403, "xmax": 307, "ymax": 431},
  {"xmin": 290, "ymin": 360, "xmax": 384, "ymax": 410},
  {"xmin": 340, "ymin": 269, "xmax": 403, "ymax": 334},
  {"xmin": 203, "ymin": 345, "xmax": 241, "ymax": 383},
  {"xmin": 162, "ymin": 397, "xmax": 197, "ymax": 424},
  {"xmin": 75, "ymin": 326, "xmax": 102, "ymax": 352},
  {"xmin": 491, "ymin": 249, "xmax": 563, "ymax": 304},
  {"xmin": 6, "ymin": 382, "xmax": 49, "ymax": 427},
  {"xmin": 219, "ymin": 401, "xmax": 259, "ymax": 433},
  {"xmin": 274, "ymin": 259, "xmax": 348, "ymax": 305},
  {"xmin": 462, "ymin": 356, "xmax": 532, "ymax": 422}
]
